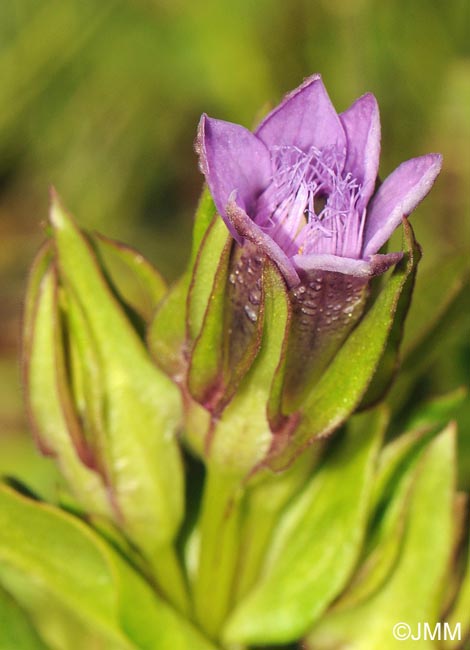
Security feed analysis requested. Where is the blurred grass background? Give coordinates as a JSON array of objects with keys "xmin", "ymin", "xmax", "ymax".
[{"xmin": 0, "ymin": 0, "xmax": 469, "ymax": 495}]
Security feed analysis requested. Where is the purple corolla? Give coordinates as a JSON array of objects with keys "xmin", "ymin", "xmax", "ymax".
[{"xmin": 196, "ymin": 74, "xmax": 442, "ymax": 288}]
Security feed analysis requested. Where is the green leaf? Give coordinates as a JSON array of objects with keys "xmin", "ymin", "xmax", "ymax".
[
  {"xmin": 402, "ymin": 253, "xmax": 469, "ymax": 357},
  {"xmin": 445, "ymin": 531, "xmax": 470, "ymax": 649},
  {"xmin": 0, "ymin": 484, "xmax": 216, "ymax": 650},
  {"xmin": 334, "ymin": 429, "xmax": 428, "ymax": 612},
  {"xmin": 403, "ymin": 386, "xmax": 468, "ymax": 434},
  {"xmin": 148, "ymin": 274, "xmax": 190, "ymax": 379},
  {"xmin": 92, "ymin": 232, "xmax": 167, "ymax": 324},
  {"xmin": 270, "ymin": 220, "xmax": 419, "ymax": 470},
  {"xmin": 387, "ymin": 254, "xmax": 470, "ymax": 413},
  {"xmin": 49, "ymin": 195, "xmax": 184, "ymax": 553},
  {"xmin": 305, "ymin": 424, "xmax": 456, "ymax": 650},
  {"xmin": 0, "ymin": 585, "xmax": 49, "ymax": 650},
  {"xmin": 222, "ymin": 407, "xmax": 385, "ymax": 645}
]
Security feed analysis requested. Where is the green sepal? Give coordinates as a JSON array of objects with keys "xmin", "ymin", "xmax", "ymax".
[
  {"xmin": 186, "ymin": 217, "xmax": 233, "ymax": 407},
  {"xmin": 360, "ymin": 222, "xmax": 421, "ymax": 408},
  {"xmin": 48, "ymin": 195, "xmax": 184, "ymax": 554},
  {"xmin": 148, "ymin": 186, "xmax": 216, "ymax": 379},
  {"xmin": 269, "ymin": 220, "xmax": 420, "ymax": 470},
  {"xmin": 222, "ymin": 407, "xmax": 385, "ymax": 646},
  {"xmin": 186, "ymin": 215, "xmax": 232, "ymax": 344},
  {"xmin": 304, "ymin": 423, "xmax": 456, "ymax": 650},
  {"xmin": 0, "ymin": 484, "xmax": 216, "ymax": 650}
]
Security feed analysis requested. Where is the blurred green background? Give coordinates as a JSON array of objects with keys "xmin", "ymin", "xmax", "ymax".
[{"xmin": 0, "ymin": 0, "xmax": 469, "ymax": 495}]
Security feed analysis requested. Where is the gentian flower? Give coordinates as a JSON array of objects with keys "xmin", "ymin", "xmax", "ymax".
[{"xmin": 196, "ymin": 74, "xmax": 442, "ymax": 288}]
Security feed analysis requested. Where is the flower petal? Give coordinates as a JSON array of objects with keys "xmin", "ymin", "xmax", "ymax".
[
  {"xmin": 255, "ymin": 74, "xmax": 346, "ymax": 155},
  {"xmin": 363, "ymin": 154, "xmax": 442, "ymax": 257},
  {"xmin": 293, "ymin": 251, "xmax": 403, "ymax": 277},
  {"xmin": 340, "ymin": 93, "xmax": 381, "ymax": 211},
  {"xmin": 226, "ymin": 199, "xmax": 300, "ymax": 287},
  {"xmin": 196, "ymin": 114, "xmax": 271, "ymax": 241}
]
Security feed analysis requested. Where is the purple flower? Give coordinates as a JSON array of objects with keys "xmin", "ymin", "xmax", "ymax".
[{"xmin": 196, "ymin": 74, "xmax": 442, "ymax": 288}]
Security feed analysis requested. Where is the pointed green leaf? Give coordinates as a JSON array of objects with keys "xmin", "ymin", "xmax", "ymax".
[
  {"xmin": 0, "ymin": 484, "xmax": 216, "ymax": 650},
  {"xmin": 387, "ymin": 255, "xmax": 470, "ymax": 413},
  {"xmin": 305, "ymin": 424, "xmax": 456, "ymax": 650},
  {"xmin": 445, "ymin": 531, "xmax": 470, "ymax": 648},
  {"xmin": 148, "ymin": 274, "xmax": 190, "ymax": 379},
  {"xmin": 270, "ymin": 221, "xmax": 419, "ymax": 470},
  {"xmin": 92, "ymin": 233, "xmax": 167, "ymax": 324},
  {"xmin": 223, "ymin": 408, "xmax": 385, "ymax": 645},
  {"xmin": 334, "ymin": 430, "xmax": 428, "ymax": 612},
  {"xmin": 402, "ymin": 253, "xmax": 469, "ymax": 356}
]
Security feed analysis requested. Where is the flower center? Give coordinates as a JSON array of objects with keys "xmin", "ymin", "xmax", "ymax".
[{"xmin": 254, "ymin": 145, "xmax": 366, "ymax": 259}]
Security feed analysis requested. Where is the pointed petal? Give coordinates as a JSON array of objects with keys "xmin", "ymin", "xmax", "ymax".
[
  {"xmin": 196, "ymin": 114, "xmax": 271, "ymax": 241},
  {"xmin": 226, "ymin": 200, "xmax": 300, "ymax": 287},
  {"xmin": 340, "ymin": 93, "xmax": 381, "ymax": 210},
  {"xmin": 363, "ymin": 154, "xmax": 442, "ymax": 257},
  {"xmin": 255, "ymin": 74, "xmax": 346, "ymax": 154},
  {"xmin": 293, "ymin": 251, "xmax": 403, "ymax": 277}
]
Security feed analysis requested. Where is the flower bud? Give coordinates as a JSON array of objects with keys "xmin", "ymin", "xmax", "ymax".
[{"xmin": 23, "ymin": 195, "xmax": 184, "ymax": 558}]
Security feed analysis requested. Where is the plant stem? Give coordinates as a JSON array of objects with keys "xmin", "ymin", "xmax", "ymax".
[
  {"xmin": 193, "ymin": 465, "xmax": 243, "ymax": 639},
  {"xmin": 233, "ymin": 508, "xmax": 276, "ymax": 602},
  {"xmin": 152, "ymin": 544, "xmax": 191, "ymax": 616}
]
